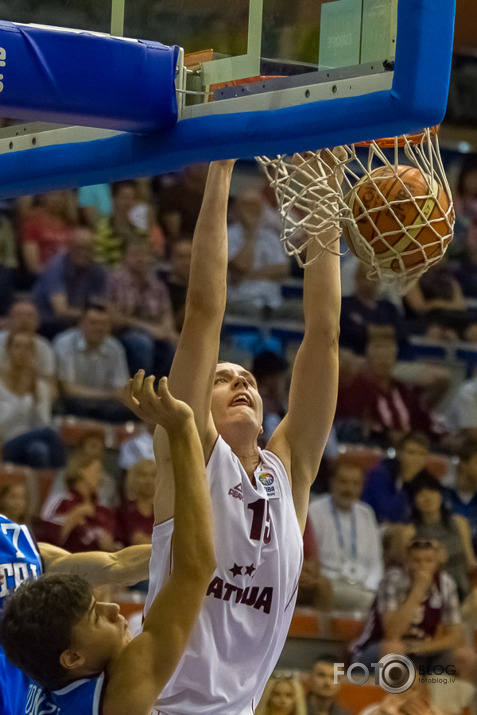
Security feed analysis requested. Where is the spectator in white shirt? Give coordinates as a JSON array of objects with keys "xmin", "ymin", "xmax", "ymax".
[
  {"xmin": 53, "ymin": 305, "xmax": 133, "ymax": 422},
  {"xmin": 306, "ymin": 457, "xmax": 383, "ymax": 612}
]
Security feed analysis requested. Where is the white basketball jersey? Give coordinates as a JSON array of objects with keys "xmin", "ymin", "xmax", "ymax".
[{"xmin": 145, "ymin": 436, "xmax": 303, "ymax": 715}]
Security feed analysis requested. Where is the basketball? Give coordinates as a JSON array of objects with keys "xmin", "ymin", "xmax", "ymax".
[{"xmin": 342, "ymin": 165, "xmax": 452, "ymax": 274}]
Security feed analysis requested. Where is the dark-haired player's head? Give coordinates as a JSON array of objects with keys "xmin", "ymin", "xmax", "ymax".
[{"xmin": 0, "ymin": 574, "xmax": 129, "ymax": 690}]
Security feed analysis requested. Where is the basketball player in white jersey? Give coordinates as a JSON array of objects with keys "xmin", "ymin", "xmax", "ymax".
[{"xmin": 126, "ymin": 154, "xmax": 343, "ymax": 714}]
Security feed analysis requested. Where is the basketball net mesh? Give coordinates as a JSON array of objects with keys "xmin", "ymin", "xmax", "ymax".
[{"xmin": 256, "ymin": 128, "xmax": 455, "ymax": 293}]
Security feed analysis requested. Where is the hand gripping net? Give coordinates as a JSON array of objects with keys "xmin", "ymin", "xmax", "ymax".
[{"xmin": 256, "ymin": 128, "xmax": 455, "ymax": 293}]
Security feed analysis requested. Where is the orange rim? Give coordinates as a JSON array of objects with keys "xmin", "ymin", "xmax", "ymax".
[{"xmin": 355, "ymin": 125, "xmax": 439, "ymax": 148}]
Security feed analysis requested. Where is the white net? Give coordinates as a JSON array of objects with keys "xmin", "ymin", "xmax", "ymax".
[{"xmin": 256, "ymin": 128, "xmax": 455, "ymax": 293}]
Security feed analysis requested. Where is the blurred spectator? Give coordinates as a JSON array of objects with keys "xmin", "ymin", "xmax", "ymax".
[
  {"xmin": 0, "ymin": 482, "xmax": 30, "ymax": 525},
  {"xmin": 444, "ymin": 441, "xmax": 477, "ymax": 550},
  {"xmin": 306, "ymin": 458, "xmax": 383, "ymax": 612},
  {"xmin": 255, "ymin": 672, "xmax": 307, "ymax": 715},
  {"xmin": 404, "ymin": 259, "xmax": 476, "ymax": 342},
  {"xmin": 340, "ymin": 262, "xmax": 406, "ymax": 355},
  {"xmin": 77, "ymin": 182, "xmax": 113, "ymax": 229},
  {"xmin": 336, "ymin": 334, "xmax": 443, "ymax": 448},
  {"xmin": 107, "ymin": 239, "xmax": 178, "ymax": 376},
  {"xmin": 252, "ymin": 350, "xmax": 289, "ymax": 446},
  {"xmin": 0, "ymin": 299, "xmax": 56, "ymax": 396},
  {"xmin": 41, "ymin": 452, "xmax": 116, "ymax": 552},
  {"xmin": 410, "ymin": 471, "xmax": 476, "ymax": 602},
  {"xmin": 451, "ymin": 155, "xmax": 477, "ymax": 267},
  {"xmin": 54, "ymin": 305, "xmax": 133, "ymax": 422},
  {"xmin": 305, "ymin": 656, "xmax": 351, "ymax": 715},
  {"xmin": 0, "ymin": 209, "xmax": 18, "ymax": 318},
  {"xmin": 116, "ymin": 458, "xmax": 155, "ymax": 547},
  {"xmin": 361, "ymin": 432, "xmax": 431, "ymax": 524},
  {"xmin": 449, "ymin": 368, "xmax": 477, "ymax": 442},
  {"xmin": 19, "ymin": 190, "xmax": 77, "ymax": 275},
  {"xmin": 163, "ymin": 237, "xmax": 192, "ymax": 332},
  {"xmin": 119, "ymin": 423, "xmax": 155, "ymax": 470},
  {"xmin": 0, "ymin": 331, "xmax": 66, "ymax": 468},
  {"xmin": 156, "ymin": 163, "xmax": 209, "ymax": 246},
  {"xmin": 94, "ymin": 179, "xmax": 148, "ymax": 266},
  {"xmin": 350, "ymin": 538, "xmax": 463, "ymax": 672},
  {"xmin": 226, "ymin": 189, "xmax": 290, "ymax": 319},
  {"xmin": 32, "ymin": 224, "xmax": 107, "ymax": 339},
  {"xmin": 358, "ymin": 681, "xmax": 449, "ymax": 715}
]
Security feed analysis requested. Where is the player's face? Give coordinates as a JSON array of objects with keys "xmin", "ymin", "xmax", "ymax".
[
  {"xmin": 269, "ymin": 680, "xmax": 296, "ymax": 713},
  {"xmin": 211, "ymin": 363, "xmax": 263, "ymax": 436},
  {"xmin": 68, "ymin": 598, "xmax": 131, "ymax": 675},
  {"xmin": 309, "ymin": 662, "xmax": 341, "ymax": 699}
]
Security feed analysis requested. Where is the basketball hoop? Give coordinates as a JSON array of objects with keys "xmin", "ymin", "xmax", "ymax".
[{"xmin": 257, "ymin": 127, "xmax": 455, "ymax": 293}]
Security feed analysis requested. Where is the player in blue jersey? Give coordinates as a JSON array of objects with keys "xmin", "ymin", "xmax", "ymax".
[
  {"xmin": 0, "ymin": 514, "xmax": 152, "ymax": 715},
  {"xmin": 0, "ymin": 376, "xmax": 215, "ymax": 715}
]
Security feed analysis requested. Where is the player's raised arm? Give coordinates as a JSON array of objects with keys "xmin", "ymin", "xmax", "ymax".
[
  {"xmin": 267, "ymin": 150, "xmax": 344, "ymax": 533},
  {"xmin": 39, "ymin": 542, "xmax": 152, "ymax": 588},
  {"xmin": 103, "ymin": 377, "xmax": 215, "ymax": 715}
]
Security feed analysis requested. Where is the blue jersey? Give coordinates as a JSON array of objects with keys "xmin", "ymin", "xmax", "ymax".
[
  {"xmin": 0, "ymin": 514, "xmax": 43, "ymax": 715},
  {"xmin": 21, "ymin": 674, "xmax": 105, "ymax": 714},
  {"xmin": 0, "ymin": 514, "xmax": 42, "ymax": 607}
]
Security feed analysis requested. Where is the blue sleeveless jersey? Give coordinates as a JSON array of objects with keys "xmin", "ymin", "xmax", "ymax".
[
  {"xmin": 20, "ymin": 674, "xmax": 105, "ymax": 714},
  {"xmin": 0, "ymin": 514, "xmax": 42, "ymax": 609},
  {"xmin": 0, "ymin": 514, "xmax": 43, "ymax": 715}
]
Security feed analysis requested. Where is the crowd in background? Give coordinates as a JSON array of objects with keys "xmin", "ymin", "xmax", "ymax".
[{"xmin": 3, "ymin": 152, "xmax": 477, "ymax": 713}]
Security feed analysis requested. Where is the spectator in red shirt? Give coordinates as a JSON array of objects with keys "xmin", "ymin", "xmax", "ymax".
[
  {"xmin": 20, "ymin": 190, "xmax": 78, "ymax": 275},
  {"xmin": 336, "ymin": 331, "xmax": 442, "ymax": 448},
  {"xmin": 116, "ymin": 458, "xmax": 155, "ymax": 547},
  {"xmin": 107, "ymin": 238, "xmax": 178, "ymax": 376},
  {"xmin": 43, "ymin": 452, "xmax": 116, "ymax": 553}
]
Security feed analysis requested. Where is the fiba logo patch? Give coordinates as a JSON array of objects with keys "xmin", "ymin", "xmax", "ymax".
[{"xmin": 258, "ymin": 473, "xmax": 280, "ymax": 499}]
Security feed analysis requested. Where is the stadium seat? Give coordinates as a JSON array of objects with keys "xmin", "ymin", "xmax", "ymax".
[
  {"xmin": 337, "ymin": 682, "xmax": 385, "ymax": 714},
  {"xmin": 289, "ymin": 607, "xmax": 322, "ymax": 638},
  {"xmin": 328, "ymin": 615, "xmax": 365, "ymax": 642},
  {"xmin": 55, "ymin": 416, "xmax": 110, "ymax": 447},
  {"xmin": 338, "ymin": 444, "xmax": 385, "ymax": 472}
]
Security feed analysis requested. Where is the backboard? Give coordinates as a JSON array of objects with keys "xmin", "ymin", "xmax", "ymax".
[{"xmin": 0, "ymin": 0, "xmax": 456, "ymax": 198}]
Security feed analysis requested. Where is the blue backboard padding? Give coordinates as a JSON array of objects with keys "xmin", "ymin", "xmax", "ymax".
[
  {"xmin": 0, "ymin": 22, "xmax": 179, "ymax": 132},
  {"xmin": 0, "ymin": 0, "xmax": 455, "ymax": 198}
]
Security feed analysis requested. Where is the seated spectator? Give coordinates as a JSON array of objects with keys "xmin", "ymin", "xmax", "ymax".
[
  {"xmin": 0, "ymin": 209, "xmax": 17, "ymax": 317},
  {"xmin": 255, "ymin": 672, "xmax": 307, "ymax": 715},
  {"xmin": 116, "ymin": 458, "xmax": 155, "ymax": 547},
  {"xmin": 305, "ymin": 655, "xmax": 351, "ymax": 715},
  {"xmin": 54, "ymin": 305, "xmax": 133, "ymax": 422},
  {"xmin": 32, "ymin": 223, "xmax": 107, "ymax": 339},
  {"xmin": 119, "ymin": 423, "xmax": 155, "ymax": 470},
  {"xmin": 444, "ymin": 441, "xmax": 477, "ymax": 551},
  {"xmin": 226, "ymin": 189, "xmax": 290, "ymax": 319},
  {"xmin": 252, "ymin": 350, "xmax": 289, "ymax": 446},
  {"xmin": 77, "ymin": 182, "xmax": 113, "ymax": 230},
  {"xmin": 0, "ymin": 331, "xmax": 66, "ymax": 468},
  {"xmin": 0, "ymin": 481, "xmax": 30, "ymax": 525},
  {"xmin": 340, "ymin": 262, "xmax": 406, "ymax": 355},
  {"xmin": 20, "ymin": 190, "xmax": 77, "ymax": 276},
  {"xmin": 41, "ymin": 452, "xmax": 116, "ymax": 552},
  {"xmin": 449, "ymin": 370, "xmax": 477, "ymax": 443},
  {"xmin": 0, "ymin": 299, "xmax": 56, "ymax": 397},
  {"xmin": 361, "ymin": 431, "xmax": 431, "ymax": 524},
  {"xmin": 94, "ymin": 179, "xmax": 149, "ymax": 266},
  {"xmin": 107, "ymin": 239, "xmax": 178, "ymax": 376},
  {"xmin": 156, "ymin": 163, "xmax": 209, "ymax": 245},
  {"xmin": 404, "ymin": 259, "xmax": 476, "ymax": 342},
  {"xmin": 306, "ymin": 457, "xmax": 383, "ymax": 612},
  {"xmin": 350, "ymin": 538, "xmax": 463, "ymax": 672},
  {"xmin": 336, "ymin": 333, "xmax": 443, "ymax": 448},
  {"xmin": 410, "ymin": 471, "xmax": 476, "ymax": 602},
  {"xmin": 162, "ymin": 237, "xmax": 192, "ymax": 332}
]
